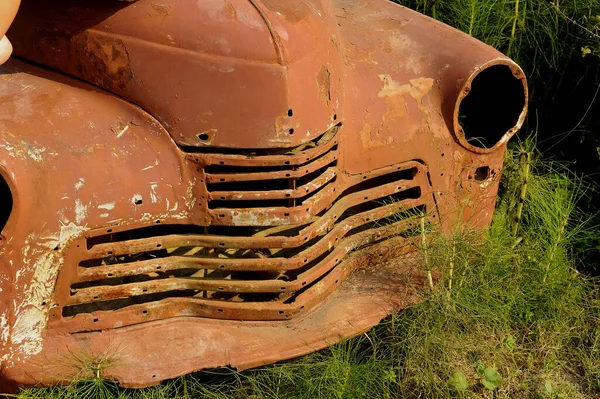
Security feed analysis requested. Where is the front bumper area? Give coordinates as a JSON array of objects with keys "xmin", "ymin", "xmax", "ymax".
[{"xmin": 3, "ymin": 239, "xmax": 427, "ymax": 388}]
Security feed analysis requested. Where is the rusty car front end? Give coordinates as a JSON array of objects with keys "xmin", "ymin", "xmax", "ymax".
[{"xmin": 0, "ymin": 0, "xmax": 527, "ymax": 389}]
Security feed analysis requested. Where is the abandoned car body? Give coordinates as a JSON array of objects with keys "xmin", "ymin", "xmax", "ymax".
[{"xmin": 0, "ymin": 0, "xmax": 527, "ymax": 389}]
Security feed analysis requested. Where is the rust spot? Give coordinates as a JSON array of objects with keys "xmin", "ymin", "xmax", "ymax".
[
  {"xmin": 317, "ymin": 66, "xmax": 331, "ymax": 103},
  {"xmin": 375, "ymin": 17, "xmax": 409, "ymax": 30},
  {"xmin": 359, "ymin": 123, "xmax": 385, "ymax": 150},
  {"xmin": 382, "ymin": 95, "xmax": 408, "ymax": 125},
  {"xmin": 75, "ymin": 33, "xmax": 133, "ymax": 92},
  {"xmin": 378, "ymin": 75, "xmax": 434, "ymax": 100}
]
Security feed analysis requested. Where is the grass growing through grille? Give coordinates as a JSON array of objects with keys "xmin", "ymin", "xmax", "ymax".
[{"xmin": 13, "ymin": 141, "xmax": 600, "ymax": 398}]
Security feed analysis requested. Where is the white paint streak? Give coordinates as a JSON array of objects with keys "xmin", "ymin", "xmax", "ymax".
[
  {"xmin": 141, "ymin": 159, "xmax": 160, "ymax": 171},
  {"xmin": 116, "ymin": 124, "xmax": 130, "ymax": 138},
  {"xmin": 98, "ymin": 202, "xmax": 115, "ymax": 210},
  {"xmin": 150, "ymin": 183, "xmax": 159, "ymax": 204}
]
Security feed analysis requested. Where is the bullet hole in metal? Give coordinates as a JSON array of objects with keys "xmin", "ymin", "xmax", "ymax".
[{"xmin": 475, "ymin": 166, "xmax": 491, "ymax": 181}]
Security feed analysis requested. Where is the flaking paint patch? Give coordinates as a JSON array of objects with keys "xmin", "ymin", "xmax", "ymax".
[
  {"xmin": 9, "ymin": 223, "xmax": 86, "ymax": 361},
  {"xmin": 382, "ymin": 94, "xmax": 408, "ymax": 125},
  {"xmin": 11, "ymin": 307, "xmax": 45, "ymax": 352},
  {"xmin": 74, "ymin": 178, "xmax": 85, "ymax": 191},
  {"xmin": 359, "ymin": 123, "xmax": 385, "ymax": 150},
  {"xmin": 231, "ymin": 211, "xmax": 286, "ymax": 226},
  {"xmin": 378, "ymin": 75, "xmax": 434, "ymax": 101},
  {"xmin": 0, "ymin": 313, "xmax": 9, "ymax": 353},
  {"xmin": 138, "ymin": 211, "xmax": 189, "ymax": 224},
  {"xmin": 0, "ymin": 139, "xmax": 47, "ymax": 163},
  {"xmin": 75, "ymin": 199, "xmax": 89, "ymax": 224},
  {"xmin": 185, "ymin": 179, "xmax": 197, "ymax": 210}
]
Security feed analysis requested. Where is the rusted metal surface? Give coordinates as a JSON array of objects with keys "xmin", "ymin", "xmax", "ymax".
[{"xmin": 0, "ymin": 0, "xmax": 527, "ymax": 390}]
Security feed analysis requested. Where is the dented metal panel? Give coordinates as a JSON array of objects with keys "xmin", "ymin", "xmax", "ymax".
[{"xmin": 0, "ymin": 0, "xmax": 527, "ymax": 390}]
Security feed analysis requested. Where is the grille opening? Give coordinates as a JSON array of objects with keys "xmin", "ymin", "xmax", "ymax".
[
  {"xmin": 299, "ymin": 171, "xmax": 336, "ymax": 205},
  {"xmin": 206, "ymin": 146, "xmax": 338, "ymax": 209},
  {"xmin": 282, "ymin": 266, "xmax": 337, "ymax": 305},
  {"xmin": 275, "ymin": 230, "xmax": 325, "ymax": 260},
  {"xmin": 207, "ymin": 166, "xmax": 412, "ymax": 211},
  {"xmin": 208, "ymin": 199, "xmax": 287, "ymax": 210},
  {"xmin": 341, "ymin": 167, "xmax": 418, "ymax": 198},
  {"xmin": 85, "ymin": 170, "xmax": 420, "ymax": 259},
  {"xmin": 297, "ymin": 163, "xmax": 335, "ymax": 187},
  {"xmin": 205, "ymin": 164, "xmax": 292, "ymax": 174},
  {"xmin": 338, "ymin": 187, "xmax": 422, "ymax": 223},
  {"xmin": 0, "ymin": 174, "xmax": 12, "ymax": 232},
  {"xmin": 458, "ymin": 65, "xmax": 526, "ymax": 149},
  {"xmin": 285, "ymin": 250, "xmax": 332, "ymax": 281},
  {"xmin": 343, "ymin": 200, "xmax": 424, "ymax": 238},
  {"xmin": 208, "ymin": 178, "xmax": 290, "ymax": 192},
  {"xmin": 263, "ymin": 220, "xmax": 315, "ymax": 238}
]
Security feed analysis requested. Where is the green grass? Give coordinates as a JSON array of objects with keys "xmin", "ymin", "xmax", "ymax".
[
  {"xmin": 13, "ymin": 141, "xmax": 600, "ymax": 398},
  {"xmin": 395, "ymin": 0, "xmax": 600, "ymax": 82}
]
